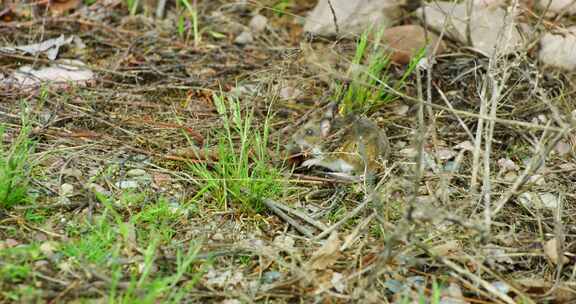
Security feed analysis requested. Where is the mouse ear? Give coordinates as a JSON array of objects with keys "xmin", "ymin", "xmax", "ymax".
[{"xmin": 320, "ymin": 118, "xmax": 331, "ymax": 137}]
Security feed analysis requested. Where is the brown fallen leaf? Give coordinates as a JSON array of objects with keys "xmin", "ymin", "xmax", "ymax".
[
  {"xmin": 543, "ymin": 238, "xmax": 568, "ymax": 265},
  {"xmin": 381, "ymin": 25, "xmax": 446, "ymax": 65},
  {"xmin": 429, "ymin": 240, "xmax": 461, "ymax": 257},
  {"xmin": 170, "ymin": 146, "xmax": 219, "ymax": 162},
  {"xmin": 152, "ymin": 172, "xmax": 171, "ymax": 188},
  {"xmin": 49, "ymin": 0, "xmax": 81, "ymax": 16},
  {"xmin": 307, "ymin": 232, "xmax": 341, "ymax": 270}
]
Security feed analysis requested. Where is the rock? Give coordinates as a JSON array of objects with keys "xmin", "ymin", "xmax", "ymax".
[
  {"xmin": 381, "ymin": 25, "xmax": 446, "ymax": 64},
  {"xmin": 473, "ymin": 0, "xmax": 506, "ymax": 7},
  {"xmin": 262, "ymin": 271, "xmax": 282, "ymax": 284},
  {"xmin": 440, "ymin": 283, "xmax": 467, "ymax": 304},
  {"xmin": 555, "ymin": 140, "xmax": 571, "ymax": 155},
  {"xmin": 303, "ymin": 0, "xmax": 401, "ymax": 37},
  {"xmin": 490, "ymin": 281, "xmax": 510, "ymax": 295},
  {"xmin": 416, "ymin": 2, "xmax": 524, "ymax": 56},
  {"xmin": 249, "ymin": 14, "xmax": 267, "ymax": 33},
  {"xmin": 1, "ymin": 239, "xmax": 19, "ymax": 249},
  {"xmin": 229, "ymin": 83, "xmax": 259, "ymax": 97},
  {"xmin": 518, "ymin": 192, "xmax": 559, "ymax": 209},
  {"xmin": 435, "ymin": 148, "xmax": 456, "ymax": 160},
  {"xmin": 536, "ymin": 0, "xmax": 576, "ymax": 15},
  {"xmin": 393, "ymin": 104, "xmax": 410, "ymax": 115},
  {"xmin": 539, "ymin": 27, "xmax": 576, "ymax": 70},
  {"xmin": 234, "ymin": 31, "xmax": 253, "ymax": 45},
  {"xmin": 539, "ymin": 192, "xmax": 559, "ymax": 209},
  {"xmin": 279, "ymin": 86, "xmax": 302, "ymax": 100},
  {"xmin": 497, "ymin": 158, "xmax": 519, "ymax": 172}
]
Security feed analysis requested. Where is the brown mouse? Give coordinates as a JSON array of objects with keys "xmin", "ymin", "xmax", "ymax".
[{"xmin": 287, "ymin": 103, "xmax": 389, "ymax": 179}]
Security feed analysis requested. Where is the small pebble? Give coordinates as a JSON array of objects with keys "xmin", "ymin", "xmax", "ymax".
[
  {"xmin": 279, "ymin": 86, "xmax": 302, "ymax": 100},
  {"xmin": 212, "ymin": 233, "xmax": 224, "ymax": 241},
  {"xmin": 2, "ymin": 239, "xmax": 19, "ymax": 248},
  {"xmin": 127, "ymin": 168, "xmax": 147, "ymax": 177},
  {"xmin": 262, "ymin": 271, "xmax": 282, "ymax": 284},
  {"xmin": 234, "ymin": 31, "xmax": 253, "ymax": 45},
  {"xmin": 249, "ymin": 14, "xmax": 268, "ymax": 33},
  {"xmin": 115, "ymin": 180, "xmax": 139, "ymax": 189},
  {"xmin": 60, "ymin": 183, "xmax": 74, "ymax": 197},
  {"xmin": 393, "ymin": 104, "xmax": 410, "ymax": 116},
  {"xmin": 34, "ymin": 260, "xmax": 50, "ymax": 269}
]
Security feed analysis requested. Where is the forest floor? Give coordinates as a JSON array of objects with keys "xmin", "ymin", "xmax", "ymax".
[{"xmin": 1, "ymin": 0, "xmax": 576, "ymax": 303}]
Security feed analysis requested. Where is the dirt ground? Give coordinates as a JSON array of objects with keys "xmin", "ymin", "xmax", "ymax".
[{"xmin": 1, "ymin": 0, "xmax": 576, "ymax": 303}]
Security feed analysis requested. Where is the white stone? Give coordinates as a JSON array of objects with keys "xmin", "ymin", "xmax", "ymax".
[
  {"xmin": 234, "ymin": 31, "xmax": 253, "ymax": 45},
  {"xmin": 249, "ymin": 14, "xmax": 268, "ymax": 33},
  {"xmin": 417, "ymin": 2, "xmax": 524, "ymax": 56},
  {"xmin": 303, "ymin": 0, "xmax": 401, "ymax": 37},
  {"xmin": 539, "ymin": 27, "xmax": 576, "ymax": 70},
  {"xmin": 537, "ymin": 0, "xmax": 576, "ymax": 15}
]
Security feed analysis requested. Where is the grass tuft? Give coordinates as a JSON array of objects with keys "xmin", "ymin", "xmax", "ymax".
[
  {"xmin": 187, "ymin": 92, "xmax": 284, "ymax": 213},
  {"xmin": 338, "ymin": 29, "xmax": 424, "ymax": 115},
  {"xmin": 0, "ymin": 117, "xmax": 35, "ymax": 209}
]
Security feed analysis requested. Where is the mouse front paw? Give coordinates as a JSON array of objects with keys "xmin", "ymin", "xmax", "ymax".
[{"xmin": 302, "ymin": 158, "xmax": 323, "ymax": 168}]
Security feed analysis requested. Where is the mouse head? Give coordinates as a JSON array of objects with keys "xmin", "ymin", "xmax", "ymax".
[{"xmin": 290, "ymin": 102, "xmax": 339, "ymax": 154}]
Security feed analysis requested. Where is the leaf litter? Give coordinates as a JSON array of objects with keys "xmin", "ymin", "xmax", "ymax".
[{"xmin": 0, "ymin": 0, "xmax": 576, "ymax": 303}]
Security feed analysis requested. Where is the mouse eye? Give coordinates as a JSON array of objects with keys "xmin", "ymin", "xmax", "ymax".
[{"xmin": 305, "ymin": 128, "xmax": 314, "ymax": 136}]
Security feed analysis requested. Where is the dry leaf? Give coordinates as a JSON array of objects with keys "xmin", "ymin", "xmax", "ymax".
[
  {"xmin": 331, "ymin": 272, "xmax": 346, "ymax": 293},
  {"xmin": 205, "ymin": 269, "xmax": 244, "ymax": 288},
  {"xmin": 0, "ymin": 35, "xmax": 73, "ymax": 60},
  {"xmin": 518, "ymin": 192, "xmax": 559, "ymax": 210},
  {"xmin": 49, "ymin": 0, "xmax": 81, "ymax": 16},
  {"xmin": 543, "ymin": 238, "xmax": 568, "ymax": 265},
  {"xmin": 430, "ymin": 240, "xmax": 461, "ymax": 256},
  {"xmin": 8, "ymin": 60, "xmax": 94, "ymax": 88},
  {"xmin": 454, "ymin": 141, "xmax": 474, "ymax": 151},
  {"xmin": 308, "ymin": 232, "xmax": 341, "ymax": 270},
  {"xmin": 152, "ymin": 172, "xmax": 171, "ymax": 188}
]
